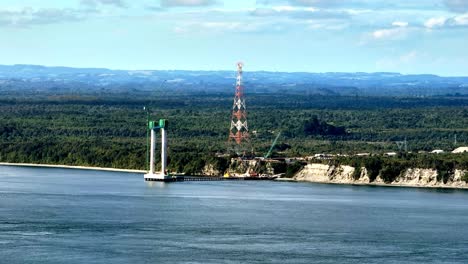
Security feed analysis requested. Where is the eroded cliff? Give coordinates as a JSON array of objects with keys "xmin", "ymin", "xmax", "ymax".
[{"xmin": 294, "ymin": 163, "xmax": 468, "ymax": 188}]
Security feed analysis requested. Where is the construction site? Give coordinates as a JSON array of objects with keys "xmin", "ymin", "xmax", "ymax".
[
  {"xmin": 142, "ymin": 62, "xmax": 467, "ymax": 182},
  {"xmin": 144, "ymin": 62, "xmax": 285, "ymax": 182}
]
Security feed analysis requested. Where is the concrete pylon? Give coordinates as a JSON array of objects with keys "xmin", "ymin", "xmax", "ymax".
[{"xmin": 145, "ymin": 119, "xmax": 172, "ymax": 182}]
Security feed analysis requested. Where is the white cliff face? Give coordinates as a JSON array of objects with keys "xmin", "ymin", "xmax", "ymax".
[
  {"xmin": 293, "ymin": 163, "xmax": 468, "ymax": 188},
  {"xmin": 394, "ymin": 168, "xmax": 438, "ymax": 187},
  {"xmin": 449, "ymin": 169, "xmax": 467, "ymax": 187},
  {"xmin": 294, "ymin": 164, "xmax": 364, "ymax": 184},
  {"xmin": 329, "ymin": 165, "xmax": 356, "ymax": 183},
  {"xmin": 294, "ymin": 164, "xmax": 331, "ymax": 183},
  {"xmin": 356, "ymin": 167, "xmax": 370, "ymax": 183}
]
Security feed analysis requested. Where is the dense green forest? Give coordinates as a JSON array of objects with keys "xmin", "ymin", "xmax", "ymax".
[{"xmin": 0, "ymin": 91, "xmax": 467, "ymax": 173}]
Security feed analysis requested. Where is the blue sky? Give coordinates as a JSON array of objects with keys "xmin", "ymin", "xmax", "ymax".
[{"xmin": 1, "ymin": 0, "xmax": 468, "ymax": 75}]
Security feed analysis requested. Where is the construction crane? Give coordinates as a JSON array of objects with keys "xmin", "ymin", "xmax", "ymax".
[{"xmin": 264, "ymin": 132, "xmax": 281, "ymax": 159}]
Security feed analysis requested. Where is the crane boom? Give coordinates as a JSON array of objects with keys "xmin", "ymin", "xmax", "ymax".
[{"xmin": 264, "ymin": 132, "xmax": 281, "ymax": 159}]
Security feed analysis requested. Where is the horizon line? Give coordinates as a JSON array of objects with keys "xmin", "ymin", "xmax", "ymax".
[{"xmin": 1, "ymin": 63, "xmax": 467, "ymax": 78}]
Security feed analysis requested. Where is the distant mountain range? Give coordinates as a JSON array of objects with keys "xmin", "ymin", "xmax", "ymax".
[{"xmin": 1, "ymin": 64, "xmax": 467, "ymax": 96}]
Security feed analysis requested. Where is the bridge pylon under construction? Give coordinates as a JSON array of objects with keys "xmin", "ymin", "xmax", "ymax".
[{"xmin": 144, "ymin": 119, "xmax": 172, "ymax": 182}]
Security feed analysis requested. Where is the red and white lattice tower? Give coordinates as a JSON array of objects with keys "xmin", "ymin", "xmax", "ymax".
[{"xmin": 228, "ymin": 62, "xmax": 250, "ymax": 155}]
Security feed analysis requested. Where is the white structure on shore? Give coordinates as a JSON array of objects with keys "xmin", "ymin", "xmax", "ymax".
[
  {"xmin": 453, "ymin": 147, "xmax": 468, "ymax": 153},
  {"xmin": 144, "ymin": 119, "xmax": 172, "ymax": 181}
]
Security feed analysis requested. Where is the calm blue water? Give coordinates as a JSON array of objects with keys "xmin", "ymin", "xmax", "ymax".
[{"xmin": 1, "ymin": 166, "xmax": 468, "ymax": 263}]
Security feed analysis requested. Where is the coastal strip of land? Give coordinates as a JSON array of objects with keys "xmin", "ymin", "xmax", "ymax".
[
  {"xmin": 0, "ymin": 162, "xmax": 145, "ymax": 174},
  {"xmin": 292, "ymin": 163, "xmax": 468, "ymax": 190},
  {"xmin": 1, "ymin": 162, "xmax": 468, "ymax": 190}
]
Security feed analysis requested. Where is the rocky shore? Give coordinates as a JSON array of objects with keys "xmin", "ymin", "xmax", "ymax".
[{"xmin": 293, "ymin": 163, "xmax": 468, "ymax": 189}]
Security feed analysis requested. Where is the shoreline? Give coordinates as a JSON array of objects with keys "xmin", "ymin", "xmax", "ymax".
[
  {"xmin": 288, "ymin": 179, "xmax": 468, "ymax": 190},
  {"xmin": 0, "ymin": 162, "xmax": 145, "ymax": 174},
  {"xmin": 1, "ymin": 162, "xmax": 467, "ymax": 190}
]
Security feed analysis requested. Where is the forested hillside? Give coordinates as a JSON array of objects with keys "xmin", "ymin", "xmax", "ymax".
[{"xmin": 1, "ymin": 91, "xmax": 467, "ymax": 172}]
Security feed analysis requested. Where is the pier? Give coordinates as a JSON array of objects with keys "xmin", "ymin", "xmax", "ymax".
[{"xmin": 145, "ymin": 176, "xmax": 278, "ymax": 182}]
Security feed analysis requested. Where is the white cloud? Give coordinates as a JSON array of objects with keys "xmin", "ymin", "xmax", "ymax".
[
  {"xmin": 373, "ymin": 28, "xmax": 397, "ymax": 39},
  {"xmin": 424, "ymin": 13, "xmax": 468, "ymax": 29},
  {"xmin": 0, "ymin": 7, "xmax": 93, "ymax": 27},
  {"xmin": 372, "ymin": 27, "xmax": 407, "ymax": 40},
  {"xmin": 272, "ymin": 5, "xmax": 299, "ymax": 12},
  {"xmin": 256, "ymin": 0, "xmax": 343, "ymax": 7},
  {"xmin": 392, "ymin": 21, "xmax": 408, "ymax": 27},
  {"xmin": 368, "ymin": 20, "xmax": 418, "ymax": 42},
  {"xmin": 453, "ymin": 13, "xmax": 468, "ymax": 25},
  {"xmin": 424, "ymin": 17, "xmax": 447, "ymax": 28},
  {"xmin": 81, "ymin": 0, "xmax": 126, "ymax": 8},
  {"xmin": 288, "ymin": 0, "xmax": 344, "ymax": 7},
  {"xmin": 173, "ymin": 21, "xmax": 284, "ymax": 34},
  {"xmin": 161, "ymin": 0, "xmax": 217, "ymax": 7},
  {"xmin": 250, "ymin": 6, "xmax": 351, "ymax": 20}
]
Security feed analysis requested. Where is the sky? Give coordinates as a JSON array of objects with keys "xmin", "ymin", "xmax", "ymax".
[{"xmin": 0, "ymin": 0, "xmax": 468, "ymax": 75}]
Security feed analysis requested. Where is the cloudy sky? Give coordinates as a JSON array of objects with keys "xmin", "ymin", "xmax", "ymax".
[{"xmin": 1, "ymin": 0, "xmax": 468, "ymax": 75}]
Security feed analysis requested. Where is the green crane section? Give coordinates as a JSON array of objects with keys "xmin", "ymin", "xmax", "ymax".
[{"xmin": 264, "ymin": 132, "xmax": 281, "ymax": 159}]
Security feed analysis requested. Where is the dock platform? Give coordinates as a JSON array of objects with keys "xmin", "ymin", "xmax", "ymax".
[{"xmin": 144, "ymin": 176, "xmax": 277, "ymax": 182}]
